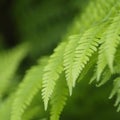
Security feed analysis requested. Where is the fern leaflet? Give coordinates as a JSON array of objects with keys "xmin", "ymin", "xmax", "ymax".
[
  {"xmin": 103, "ymin": 13, "xmax": 120, "ymax": 72},
  {"xmin": 42, "ymin": 42, "xmax": 67, "ymax": 110},
  {"xmin": 72, "ymin": 25, "xmax": 102, "ymax": 88},
  {"xmin": 50, "ymin": 73, "xmax": 68, "ymax": 120},
  {"xmin": 64, "ymin": 35, "xmax": 80, "ymax": 95},
  {"xmin": 109, "ymin": 77, "xmax": 120, "ymax": 112}
]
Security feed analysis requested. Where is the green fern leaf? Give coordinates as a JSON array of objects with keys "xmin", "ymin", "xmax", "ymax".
[
  {"xmin": 63, "ymin": 35, "xmax": 80, "ymax": 95},
  {"xmin": 114, "ymin": 46, "xmax": 120, "ymax": 74},
  {"xmin": 97, "ymin": 42, "xmax": 108, "ymax": 81},
  {"xmin": 96, "ymin": 68, "xmax": 111, "ymax": 87},
  {"xmin": 103, "ymin": 13, "xmax": 120, "ymax": 72},
  {"xmin": 11, "ymin": 57, "xmax": 48, "ymax": 120},
  {"xmin": 50, "ymin": 73, "xmax": 68, "ymax": 120},
  {"xmin": 72, "ymin": 25, "xmax": 102, "ymax": 88},
  {"xmin": 42, "ymin": 42, "xmax": 67, "ymax": 110},
  {"xmin": 96, "ymin": 4, "xmax": 120, "ymax": 80},
  {"xmin": 109, "ymin": 77, "xmax": 120, "ymax": 112},
  {"xmin": 78, "ymin": 53, "xmax": 97, "ymax": 83}
]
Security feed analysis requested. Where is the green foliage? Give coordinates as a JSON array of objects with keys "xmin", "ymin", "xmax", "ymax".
[
  {"xmin": 50, "ymin": 73, "xmax": 68, "ymax": 120},
  {"xmin": 0, "ymin": 95, "xmax": 14, "ymax": 120},
  {"xmin": 11, "ymin": 57, "xmax": 48, "ymax": 120},
  {"xmin": 0, "ymin": 44, "xmax": 28, "ymax": 97},
  {"xmin": 63, "ymin": 35, "xmax": 79, "ymax": 95},
  {"xmin": 42, "ymin": 42, "xmax": 67, "ymax": 110},
  {"xmin": 41, "ymin": 0, "xmax": 120, "ymax": 119},
  {"xmin": 0, "ymin": 0, "xmax": 120, "ymax": 120},
  {"xmin": 109, "ymin": 77, "xmax": 120, "ymax": 112}
]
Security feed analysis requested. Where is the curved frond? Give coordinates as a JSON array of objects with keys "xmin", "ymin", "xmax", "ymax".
[
  {"xmin": 42, "ymin": 42, "xmax": 67, "ymax": 110},
  {"xmin": 96, "ymin": 3, "xmax": 120, "ymax": 80},
  {"xmin": 50, "ymin": 73, "xmax": 68, "ymax": 120},
  {"xmin": 63, "ymin": 35, "xmax": 80, "ymax": 95},
  {"xmin": 109, "ymin": 77, "xmax": 120, "ymax": 112},
  {"xmin": 78, "ymin": 53, "xmax": 97, "ymax": 83},
  {"xmin": 97, "ymin": 42, "xmax": 108, "ymax": 81},
  {"xmin": 96, "ymin": 69, "xmax": 111, "ymax": 87},
  {"xmin": 104, "ymin": 14, "xmax": 120, "ymax": 71},
  {"xmin": 72, "ymin": 25, "xmax": 102, "ymax": 88},
  {"xmin": 11, "ymin": 57, "xmax": 48, "ymax": 120}
]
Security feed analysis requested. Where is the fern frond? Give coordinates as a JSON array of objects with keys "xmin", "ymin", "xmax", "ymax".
[
  {"xmin": 50, "ymin": 73, "xmax": 68, "ymax": 120},
  {"xmin": 78, "ymin": 53, "xmax": 97, "ymax": 83},
  {"xmin": 96, "ymin": 68, "xmax": 111, "ymax": 87},
  {"xmin": 96, "ymin": 3, "xmax": 120, "ymax": 80},
  {"xmin": 101, "ymin": 13, "xmax": 120, "ymax": 72},
  {"xmin": 114, "ymin": 46, "xmax": 120, "ymax": 74},
  {"xmin": 11, "ymin": 57, "xmax": 48, "ymax": 120},
  {"xmin": 62, "ymin": 0, "xmax": 113, "ymax": 95},
  {"xmin": 72, "ymin": 24, "xmax": 103, "ymax": 88},
  {"xmin": 0, "ymin": 44, "xmax": 28, "ymax": 96},
  {"xmin": 42, "ymin": 42, "xmax": 67, "ymax": 110},
  {"xmin": 63, "ymin": 35, "xmax": 80, "ymax": 95},
  {"xmin": 109, "ymin": 77, "xmax": 120, "ymax": 112},
  {"xmin": 96, "ymin": 42, "xmax": 108, "ymax": 81}
]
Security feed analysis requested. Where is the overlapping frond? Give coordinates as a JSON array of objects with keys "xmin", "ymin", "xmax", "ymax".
[
  {"xmin": 42, "ymin": 42, "xmax": 67, "ymax": 110},
  {"xmin": 97, "ymin": 14, "xmax": 120, "ymax": 80},
  {"xmin": 78, "ymin": 53, "xmax": 97, "ymax": 82},
  {"xmin": 72, "ymin": 25, "xmax": 102, "ymax": 88},
  {"xmin": 97, "ymin": 42, "xmax": 108, "ymax": 81},
  {"xmin": 50, "ymin": 73, "xmax": 68, "ymax": 120},
  {"xmin": 63, "ymin": 35, "xmax": 80, "ymax": 95},
  {"xmin": 96, "ymin": 2, "xmax": 120, "ymax": 80},
  {"xmin": 109, "ymin": 77, "xmax": 120, "ymax": 112},
  {"xmin": 103, "ymin": 14, "xmax": 120, "ymax": 71},
  {"xmin": 41, "ymin": 0, "xmax": 120, "ymax": 116},
  {"xmin": 97, "ymin": 69, "xmax": 111, "ymax": 87}
]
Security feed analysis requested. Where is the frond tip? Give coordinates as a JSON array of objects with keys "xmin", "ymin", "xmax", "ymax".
[
  {"xmin": 63, "ymin": 35, "xmax": 80, "ymax": 95},
  {"xmin": 72, "ymin": 25, "xmax": 101, "ymax": 88},
  {"xmin": 42, "ymin": 42, "xmax": 67, "ymax": 110},
  {"xmin": 109, "ymin": 77, "xmax": 120, "ymax": 112}
]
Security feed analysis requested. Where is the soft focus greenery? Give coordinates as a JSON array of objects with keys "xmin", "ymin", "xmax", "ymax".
[{"xmin": 0, "ymin": 0, "xmax": 120, "ymax": 120}]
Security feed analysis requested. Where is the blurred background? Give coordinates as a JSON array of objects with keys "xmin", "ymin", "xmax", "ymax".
[
  {"xmin": 0, "ymin": 0, "xmax": 87, "ymax": 58},
  {"xmin": 0, "ymin": 0, "xmax": 120, "ymax": 120}
]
